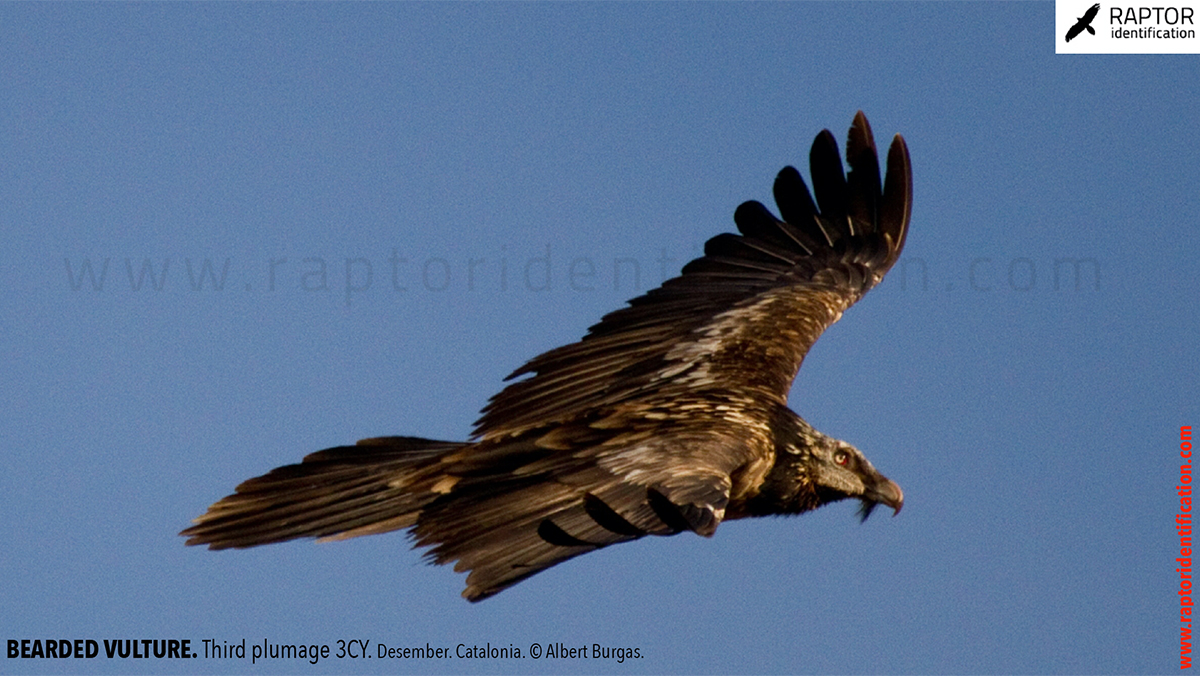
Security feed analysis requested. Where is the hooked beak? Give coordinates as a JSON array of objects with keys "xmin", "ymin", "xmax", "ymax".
[{"xmin": 857, "ymin": 475, "xmax": 904, "ymax": 522}]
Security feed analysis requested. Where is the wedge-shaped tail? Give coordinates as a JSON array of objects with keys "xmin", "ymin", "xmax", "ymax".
[{"xmin": 182, "ymin": 437, "xmax": 465, "ymax": 549}]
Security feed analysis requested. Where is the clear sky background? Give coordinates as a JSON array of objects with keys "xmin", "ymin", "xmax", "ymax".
[{"xmin": 1, "ymin": 3, "xmax": 1196, "ymax": 674}]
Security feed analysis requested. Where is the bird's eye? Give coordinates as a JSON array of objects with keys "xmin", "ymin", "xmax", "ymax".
[{"xmin": 833, "ymin": 450, "xmax": 850, "ymax": 466}]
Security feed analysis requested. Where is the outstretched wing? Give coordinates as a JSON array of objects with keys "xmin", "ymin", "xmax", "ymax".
[
  {"xmin": 183, "ymin": 113, "xmax": 913, "ymax": 602},
  {"xmin": 475, "ymin": 111, "xmax": 912, "ymax": 442},
  {"xmin": 411, "ymin": 423, "xmax": 756, "ymax": 601},
  {"xmin": 183, "ymin": 426, "xmax": 756, "ymax": 601}
]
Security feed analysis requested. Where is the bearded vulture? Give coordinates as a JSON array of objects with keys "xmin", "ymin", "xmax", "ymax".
[{"xmin": 182, "ymin": 112, "xmax": 913, "ymax": 602}]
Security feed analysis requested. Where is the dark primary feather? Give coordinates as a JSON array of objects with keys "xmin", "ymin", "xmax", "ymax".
[
  {"xmin": 474, "ymin": 111, "xmax": 909, "ymax": 440},
  {"xmin": 182, "ymin": 112, "xmax": 912, "ymax": 602}
]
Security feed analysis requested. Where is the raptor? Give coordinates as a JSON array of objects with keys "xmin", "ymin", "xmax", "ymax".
[{"xmin": 183, "ymin": 112, "xmax": 913, "ymax": 601}]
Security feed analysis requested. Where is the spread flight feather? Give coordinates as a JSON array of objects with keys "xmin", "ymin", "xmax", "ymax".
[{"xmin": 182, "ymin": 112, "xmax": 912, "ymax": 601}]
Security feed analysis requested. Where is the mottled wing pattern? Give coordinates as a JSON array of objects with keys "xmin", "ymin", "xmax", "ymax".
[
  {"xmin": 409, "ymin": 425, "xmax": 755, "ymax": 600},
  {"xmin": 182, "ymin": 113, "xmax": 912, "ymax": 602},
  {"xmin": 475, "ymin": 111, "xmax": 912, "ymax": 442},
  {"xmin": 422, "ymin": 112, "xmax": 912, "ymax": 598}
]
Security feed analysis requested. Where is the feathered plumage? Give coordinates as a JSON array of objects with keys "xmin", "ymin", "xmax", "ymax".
[{"xmin": 182, "ymin": 112, "xmax": 912, "ymax": 601}]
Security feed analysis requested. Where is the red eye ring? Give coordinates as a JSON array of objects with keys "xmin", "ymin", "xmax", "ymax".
[{"xmin": 834, "ymin": 450, "xmax": 850, "ymax": 466}]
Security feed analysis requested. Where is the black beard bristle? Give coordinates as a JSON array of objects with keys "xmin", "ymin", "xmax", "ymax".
[{"xmin": 857, "ymin": 500, "xmax": 879, "ymax": 523}]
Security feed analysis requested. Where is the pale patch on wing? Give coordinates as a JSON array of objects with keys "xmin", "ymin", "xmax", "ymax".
[
  {"xmin": 657, "ymin": 283, "xmax": 857, "ymax": 406},
  {"xmin": 431, "ymin": 475, "xmax": 459, "ymax": 494},
  {"xmin": 463, "ymin": 114, "xmax": 910, "ymax": 450}
]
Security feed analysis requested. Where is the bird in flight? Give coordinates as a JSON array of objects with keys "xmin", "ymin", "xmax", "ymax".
[
  {"xmin": 182, "ymin": 112, "xmax": 913, "ymax": 602},
  {"xmin": 1066, "ymin": 3, "xmax": 1101, "ymax": 41}
]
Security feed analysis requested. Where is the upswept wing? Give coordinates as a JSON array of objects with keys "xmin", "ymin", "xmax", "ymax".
[
  {"xmin": 182, "ymin": 113, "xmax": 913, "ymax": 602},
  {"xmin": 474, "ymin": 111, "xmax": 912, "ymax": 442}
]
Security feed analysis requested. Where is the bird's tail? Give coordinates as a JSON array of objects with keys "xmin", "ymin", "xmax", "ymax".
[{"xmin": 180, "ymin": 436, "xmax": 467, "ymax": 550}]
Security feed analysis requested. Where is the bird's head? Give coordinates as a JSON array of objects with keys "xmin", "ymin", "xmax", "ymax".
[
  {"xmin": 808, "ymin": 436, "xmax": 904, "ymax": 521},
  {"xmin": 745, "ymin": 415, "xmax": 903, "ymax": 520}
]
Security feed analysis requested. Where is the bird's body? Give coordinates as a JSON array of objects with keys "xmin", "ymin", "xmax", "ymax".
[{"xmin": 182, "ymin": 112, "xmax": 912, "ymax": 601}]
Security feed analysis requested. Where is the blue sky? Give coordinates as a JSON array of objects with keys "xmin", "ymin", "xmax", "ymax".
[{"xmin": 1, "ymin": 3, "xmax": 1196, "ymax": 674}]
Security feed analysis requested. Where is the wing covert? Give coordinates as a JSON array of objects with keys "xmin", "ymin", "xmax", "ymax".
[{"xmin": 475, "ymin": 112, "xmax": 912, "ymax": 441}]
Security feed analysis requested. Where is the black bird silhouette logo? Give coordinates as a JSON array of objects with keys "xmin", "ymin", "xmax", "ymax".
[{"xmin": 1066, "ymin": 3, "xmax": 1101, "ymax": 41}]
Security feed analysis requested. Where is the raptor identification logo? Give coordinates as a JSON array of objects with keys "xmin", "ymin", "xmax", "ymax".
[{"xmin": 1056, "ymin": 0, "xmax": 1200, "ymax": 52}]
